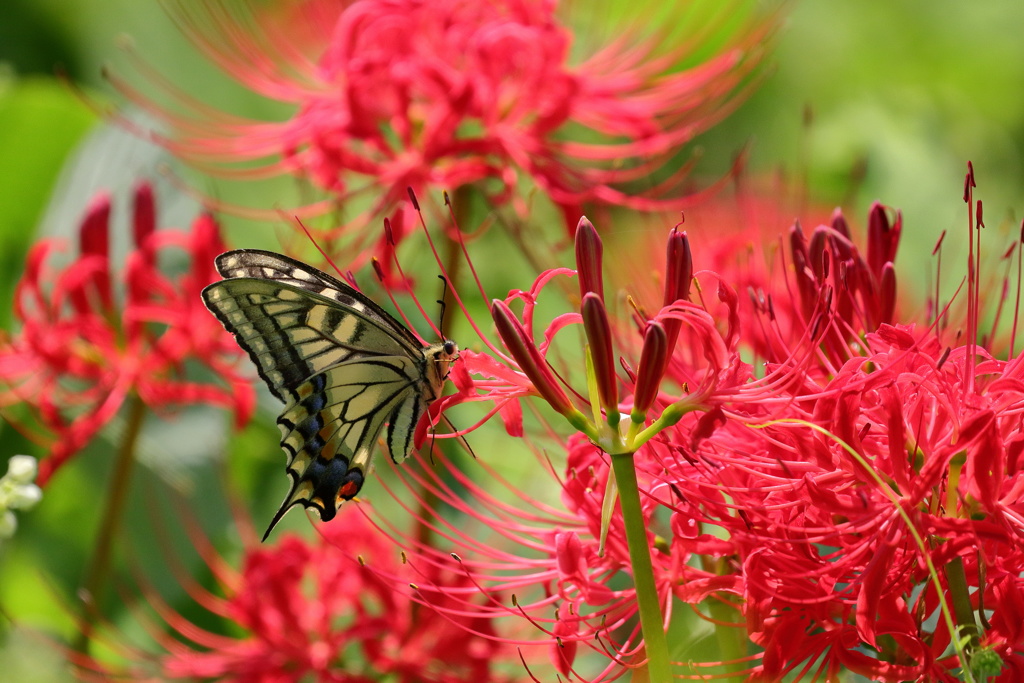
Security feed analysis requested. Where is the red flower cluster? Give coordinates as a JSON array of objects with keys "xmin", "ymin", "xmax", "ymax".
[
  {"xmin": 0, "ymin": 183, "xmax": 254, "ymax": 484},
  {"xmin": 108, "ymin": 0, "xmax": 769, "ymax": 235},
  {"xmin": 360, "ymin": 173, "xmax": 1023, "ymax": 680},
  {"xmin": 74, "ymin": 512, "xmax": 514, "ymax": 683}
]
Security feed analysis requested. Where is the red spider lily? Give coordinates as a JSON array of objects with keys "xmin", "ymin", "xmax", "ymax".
[
  {"xmin": 351, "ymin": 173, "xmax": 1024, "ymax": 681},
  {"xmin": 0, "ymin": 183, "xmax": 254, "ymax": 484},
  {"xmin": 577, "ymin": 175, "xmax": 1023, "ymax": 680},
  {"xmin": 483, "ymin": 216, "xmax": 739, "ymax": 437},
  {"xmin": 71, "ymin": 511, "xmax": 515, "ymax": 683},
  {"xmin": 106, "ymin": 0, "xmax": 772, "ymax": 245}
]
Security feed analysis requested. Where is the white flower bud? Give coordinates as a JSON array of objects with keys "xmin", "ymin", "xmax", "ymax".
[
  {"xmin": 8, "ymin": 484, "xmax": 42, "ymax": 510},
  {"xmin": 6, "ymin": 455, "xmax": 38, "ymax": 484}
]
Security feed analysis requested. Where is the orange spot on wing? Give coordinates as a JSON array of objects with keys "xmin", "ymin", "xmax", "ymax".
[{"xmin": 338, "ymin": 479, "xmax": 360, "ymax": 499}]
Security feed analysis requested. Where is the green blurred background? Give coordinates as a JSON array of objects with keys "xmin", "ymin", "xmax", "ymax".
[{"xmin": 1, "ymin": 0, "xmax": 1023, "ymax": 680}]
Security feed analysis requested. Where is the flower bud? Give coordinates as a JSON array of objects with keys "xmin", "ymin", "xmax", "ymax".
[
  {"xmin": 79, "ymin": 192, "xmax": 111, "ymax": 259},
  {"xmin": 631, "ymin": 321, "xmax": 668, "ymax": 420},
  {"xmin": 830, "ymin": 207, "xmax": 851, "ymax": 239},
  {"xmin": 0, "ymin": 511, "xmax": 16, "ymax": 540},
  {"xmin": 574, "ymin": 216, "xmax": 603, "ymax": 301},
  {"xmin": 663, "ymin": 228, "xmax": 692, "ymax": 306},
  {"xmin": 74, "ymin": 191, "xmax": 113, "ymax": 312},
  {"xmin": 7, "ymin": 484, "xmax": 42, "ymax": 510},
  {"xmin": 133, "ymin": 181, "xmax": 156, "ymax": 251},
  {"xmin": 789, "ymin": 221, "xmax": 817, "ymax": 320},
  {"xmin": 491, "ymin": 299, "xmax": 575, "ymax": 416},
  {"xmin": 190, "ymin": 212, "xmax": 224, "ymax": 266},
  {"xmin": 878, "ymin": 262, "xmax": 896, "ymax": 326},
  {"xmin": 662, "ymin": 228, "xmax": 692, "ymax": 352},
  {"xmin": 6, "ymin": 455, "xmax": 38, "ymax": 484},
  {"xmin": 867, "ymin": 202, "xmax": 900, "ymax": 277},
  {"xmin": 581, "ymin": 293, "xmax": 618, "ymax": 419}
]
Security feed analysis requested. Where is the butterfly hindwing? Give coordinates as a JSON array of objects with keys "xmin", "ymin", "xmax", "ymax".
[
  {"xmin": 201, "ymin": 250, "xmax": 458, "ymax": 541},
  {"xmin": 266, "ymin": 355, "xmax": 427, "ymax": 536}
]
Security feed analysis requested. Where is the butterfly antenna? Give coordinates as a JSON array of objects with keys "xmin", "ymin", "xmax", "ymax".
[{"xmin": 437, "ymin": 274, "xmax": 450, "ymax": 340}]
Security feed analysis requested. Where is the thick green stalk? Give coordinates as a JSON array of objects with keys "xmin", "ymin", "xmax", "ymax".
[
  {"xmin": 75, "ymin": 395, "xmax": 146, "ymax": 653},
  {"xmin": 701, "ymin": 556, "xmax": 747, "ymax": 678},
  {"xmin": 610, "ymin": 452, "xmax": 673, "ymax": 683},
  {"xmin": 945, "ymin": 557, "xmax": 979, "ymax": 645}
]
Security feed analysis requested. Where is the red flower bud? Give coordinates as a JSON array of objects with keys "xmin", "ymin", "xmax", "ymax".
[
  {"xmin": 574, "ymin": 216, "xmax": 603, "ymax": 301},
  {"xmin": 867, "ymin": 202, "xmax": 900, "ymax": 277},
  {"xmin": 663, "ymin": 228, "xmax": 692, "ymax": 307},
  {"xmin": 878, "ymin": 262, "xmax": 896, "ymax": 326},
  {"xmin": 73, "ymin": 191, "xmax": 113, "ymax": 313},
  {"xmin": 631, "ymin": 321, "xmax": 668, "ymax": 419},
  {"xmin": 79, "ymin": 192, "xmax": 111, "ymax": 260},
  {"xmin": 491, "ymin": 299, "xmax": 575, "ymax": 416},
  {"xmin": 132, "ymin": 181, "xmax": 156, "ymax": 254},
  {"xmin": 581, "ymin": 293, "xmax": 617, "ymax": 418},
  {"xmin": 830, "ymin": 207, "xmax": 851, "ymax": 239},
  {"xmin": 662, "ymin": 228, "xmax": 692, "ymax": 352}
]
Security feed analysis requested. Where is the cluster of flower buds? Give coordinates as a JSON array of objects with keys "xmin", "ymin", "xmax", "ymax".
[
  {"xmin": 490, "ymin": 216, "xmax": 701, "ymax": 455},
  {"xmin": 0, "ymin": 456, "xmax": 42, "ymax": 540}
]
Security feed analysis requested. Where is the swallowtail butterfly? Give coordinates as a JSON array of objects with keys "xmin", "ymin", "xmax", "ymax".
[{"xmin": 202, "ymin": 250, "xmax": 458, "ymax": 540}]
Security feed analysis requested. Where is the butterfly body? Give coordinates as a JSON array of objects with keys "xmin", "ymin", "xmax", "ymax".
[{"xmin": 202, "ymin": 250, "xmax": 457, "ymax": 540}]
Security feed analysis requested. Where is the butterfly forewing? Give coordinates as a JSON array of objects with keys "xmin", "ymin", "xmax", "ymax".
[
  {"xmin": 213, "ymin": 250, "xmax": 423, "ymax": 351},
  {"xmin": 204, "ymin": 277, "xmax": 415, "ymax": 400},
  {"xmin": 201, "ymin": 250, "xmax": 458, "ymax": 541}
]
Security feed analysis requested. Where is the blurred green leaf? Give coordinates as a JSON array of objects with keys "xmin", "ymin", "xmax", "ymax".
[{"xmin": 0, "ymin": 76, "xmax": 95, "ymax": 327}]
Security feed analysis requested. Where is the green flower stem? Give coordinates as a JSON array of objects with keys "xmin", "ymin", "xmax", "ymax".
[
  {"xmin": 610, "ymin": 451, "xmax": 672, "ymax": 683},
  {"xmin": 631, "ymin": 398, "xmax": 700, "ymax": 451},
  {"xmin": 708, "ymin": 599, "xmax": 746, "ymax": 678},
  {"xmin": 945, "ymin": 557, "xmax": 979, "ymax": 646},
  {"xmin": 701, "ymin": 557, "xmax": 747, "ymax": 678},
  {"xmin": 75, "ymin": 395, "xmax": 146, "ymax": 653}
]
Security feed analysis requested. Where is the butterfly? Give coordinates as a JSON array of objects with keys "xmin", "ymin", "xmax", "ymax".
[{"xmin": 201, "ymin": 249, "xmax": 458, "ymax": 541}]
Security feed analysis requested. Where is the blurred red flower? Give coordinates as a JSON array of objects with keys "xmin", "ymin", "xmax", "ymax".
[
  {"xmin": 74, "ymin": 511, "xmax": 515, "ymax": 683},
  {"xmin": 0, "ymin": 183, "xmax": 254, "ymax": 484},
  {"xmin": 109, "ymin": 0, "xmax": 772, "ymax": 240}
]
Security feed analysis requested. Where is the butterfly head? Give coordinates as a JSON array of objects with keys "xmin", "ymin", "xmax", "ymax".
[{"xmin": 422, "ymin": 339, "xmax": 459, "ymax": 399}]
